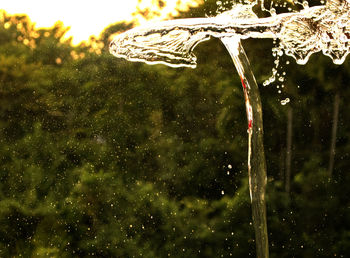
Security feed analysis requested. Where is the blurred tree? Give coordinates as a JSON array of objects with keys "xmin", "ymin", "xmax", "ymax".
[{"xmin": 1, "ymin": 0, "xmax": 350, "ymax": 256}]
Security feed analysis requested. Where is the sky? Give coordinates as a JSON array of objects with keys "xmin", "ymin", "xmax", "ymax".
[{"xmin": 1, "ymin": 0, "xmax": 199, "ymax": 45}]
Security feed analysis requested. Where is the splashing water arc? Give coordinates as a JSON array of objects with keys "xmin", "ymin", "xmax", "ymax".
[
  {"xmin": 109, "ymin": 1, "xmax": 349, "ymax": 257},
  {"xmin": 110, "ymin": 0, "xmax": 350, "ymax": 66}
]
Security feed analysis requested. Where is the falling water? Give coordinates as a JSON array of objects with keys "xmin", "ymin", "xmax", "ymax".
[
  {"xmin": 222, "ymin": 36, "xmax": 269, "ymax": 258},
  {"xmin": 109, "ymin": 1, "xmax": 350, "ymax": 257}
]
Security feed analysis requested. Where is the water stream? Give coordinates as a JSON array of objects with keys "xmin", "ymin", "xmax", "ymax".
[
  {"xmin": 109, "ymin": 1, "xmax": 349, "ymax": 257},
  {"xmin": 222, "ymin": 37, "xmax": 268, "ymax": 258}
]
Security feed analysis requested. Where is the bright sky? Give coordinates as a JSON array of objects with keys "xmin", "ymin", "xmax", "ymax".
[{"xmin": 1, "ymin": 0, "xmax": 200, "ymax": 45}]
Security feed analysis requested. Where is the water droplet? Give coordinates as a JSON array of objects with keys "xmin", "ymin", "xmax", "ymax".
[
  {"xmin": 270, "ymin": 8, "xmax": 276, "ymax": 16},
  {"xmin": 302, "ymin": 1, "xmax": 309, "ymax": 8},
  {"xmin": 280, "ymin": 98, "xmax": 290, "ymax": 105}
]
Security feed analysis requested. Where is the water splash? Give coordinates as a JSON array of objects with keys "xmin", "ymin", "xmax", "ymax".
[
  {"xmin": 110, "ymin": 3, "xmax": 274, "ymax": 68},
  {"xmin": 110, "ymin": 0, "xmax": 350, "ymax": 67},
  {"xmin": 109, "ymin": 1, "xmax": 350, "ymax": 257}
]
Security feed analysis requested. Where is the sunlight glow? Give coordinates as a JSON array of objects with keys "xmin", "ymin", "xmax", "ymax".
[{"xmin": 1, "ymin": 0, "xmax": 201, "ymax": 45}]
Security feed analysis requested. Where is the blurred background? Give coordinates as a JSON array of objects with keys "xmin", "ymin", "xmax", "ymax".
[{"xmin": 1, "ymin": 0, "xmax": 350, "ymax": 257}]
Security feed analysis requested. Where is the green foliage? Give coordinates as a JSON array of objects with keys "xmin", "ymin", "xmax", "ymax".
[{"xmin": 1, "ymin": 3, "xmax": 350, "ymax": 257}]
